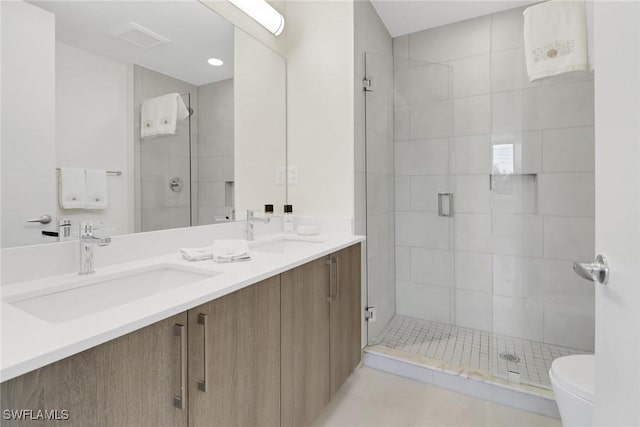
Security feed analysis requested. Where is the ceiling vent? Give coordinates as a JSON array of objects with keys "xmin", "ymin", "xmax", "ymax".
[{"xmin": 115, "ymin": 22, "xmax": 170, "ymax": 49}]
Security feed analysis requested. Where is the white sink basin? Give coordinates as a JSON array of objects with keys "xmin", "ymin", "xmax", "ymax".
[
  {"xmin": 5, "ymin": 264, "xmax": 219, "ymax": 323},
  {"xmin": 251, "ymin": 237, "xmax": 324, "ymax": 254}
]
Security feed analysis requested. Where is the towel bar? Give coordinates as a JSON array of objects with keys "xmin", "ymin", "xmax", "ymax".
[{"xmin": 56, "ymin": 168, "xmax": 121, "ymax": 176}]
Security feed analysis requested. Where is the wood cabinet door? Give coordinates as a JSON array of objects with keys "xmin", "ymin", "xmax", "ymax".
[
  {"xmin": 188, "ymin": 275, "xmax": 281, "ymax": 427},
  {"xmin": 281, "ymin": 257, "xmax": 331, "ymax": 427},
  {"xmin": 1, "ymin": 347, "xmax": 100, "ymax": 427},
  {"xmin": 97, "ymin": 312, "xmax": 189, "ymax": 427},
  {"xmin": 0, "ymin": 312, "xmax": 189, "ymax": 427},
  {"xmin": 329, "ymin": 243, "xmax": 362, "ymax": 396}
]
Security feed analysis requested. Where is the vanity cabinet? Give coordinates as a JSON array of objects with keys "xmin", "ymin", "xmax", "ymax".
[
  {"xmin": 0, "ymin": 312, "xmax": 188, "ymax": 427},
  {"xmin": 1, "ymin": 243, "xmax": 361, "ymax": 427},
  {"xmin": 187, "ymin": 275, "xmax": 281, "ymax": 427},
  {"xmin": 281, "ymin": 243, "xmax": 362, "ymax": 427}
]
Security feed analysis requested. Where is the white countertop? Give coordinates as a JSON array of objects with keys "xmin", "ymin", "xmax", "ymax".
[{"xmin": 0, "ymin": 233, "xmax": 364, "ymax": 382}]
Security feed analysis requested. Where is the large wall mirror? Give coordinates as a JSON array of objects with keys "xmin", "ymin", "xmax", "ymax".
[{"xmin": 1, "ymin": 0, "xmax": 286, "ymax": 248}]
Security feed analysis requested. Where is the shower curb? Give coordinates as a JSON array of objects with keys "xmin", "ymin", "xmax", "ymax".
[{"xmin": 363, "ymin": 347, "xmax": 561, "ymax": 419}]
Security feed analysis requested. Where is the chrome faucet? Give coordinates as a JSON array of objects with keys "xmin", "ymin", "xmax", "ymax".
[
  {"xmin": 246, "ymin": 210, "xmax": 270, "ymax": 241},
  {"xmin": 79, "ymin": 222, "xmax": 111, "ymax": 274}
]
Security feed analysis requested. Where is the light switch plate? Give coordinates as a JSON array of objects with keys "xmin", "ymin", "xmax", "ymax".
[
  {"xmin": 276, "ymin": 166, "xmax": 286, "ymax": 185},
  {"xmin": 288, "ymin": 166, "xmax": 299, "ymax": 185}
]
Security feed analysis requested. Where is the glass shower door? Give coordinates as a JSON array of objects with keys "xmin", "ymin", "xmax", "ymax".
[
  {"xmin": 361, "ymin": 52, "xmax": 395, "ymax": 343},
  {"xmin": 363, "ymin": 52, "xmax": 455, "ymax": 345}
]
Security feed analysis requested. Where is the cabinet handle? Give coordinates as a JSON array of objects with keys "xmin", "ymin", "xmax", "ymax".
[
  {"xmin": 334, "ymin": 256, "xmax": 340, "ymax": 301},
  {"xmin": 197, "ymin": 313, "xmax": 208, "ymax": 392},
  {"xmin": 173, "ymin": 324, "xmax": 187, "ymax": 409},
  {"xmin": 325, "ymin": 258, "xmax": 333, "ymax": 303},
  {"xmin": 325, "ymin": 256, "xmax": 339, "ymax": 302}
]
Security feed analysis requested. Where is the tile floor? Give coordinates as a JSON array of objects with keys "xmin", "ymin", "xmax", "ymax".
[
  {"xmin": 312, "ymin": 367, "xmax": 561, "ymax": 427},
  {"xmin": 371, "ymin": 315, "xmax": 586, "ymax": 388}
]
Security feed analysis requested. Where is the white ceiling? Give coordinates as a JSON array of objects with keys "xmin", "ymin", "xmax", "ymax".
[
  {"xmin": 370, "ymin": 0, "xmax": 537, "ymax": 37},
  {"xmin": 29, "ymin": 0, "xmax": 234, "ymax": 86}
]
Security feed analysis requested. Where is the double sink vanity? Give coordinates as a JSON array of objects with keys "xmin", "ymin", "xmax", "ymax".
[{"xmin": 1, "ymin": 227, "xmax": 363, "ymax": 426}]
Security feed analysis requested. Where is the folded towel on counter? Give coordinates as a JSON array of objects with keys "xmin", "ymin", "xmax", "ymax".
[
  {"xmin": 58, "ymin": 168, "xmax": 86, "ymax": 209},
  {"xmin": 85, "ymin": 169, "xmax": 108, "ymax": 210},
  {"xmin": 180, "ymin": 247, "xmax": 213, "ymax": 261},
  {"xmin": 140, "ymin": 93, "xmax": 190, "ymax": 138},
  {"xmin": 523, "ymin": 0, "xmax": 590, "ymax": 81},
  {"xmin": 213, "ymin": 239, "xmax": 251, "ymax": 263}
]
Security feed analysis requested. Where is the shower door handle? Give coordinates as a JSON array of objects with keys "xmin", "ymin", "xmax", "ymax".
[
  {"xmin": 573, "ymin": 255, "xmax": 609, "ymax": 285},
  {"xmin": 438, "ymin": 193, "xmax": 453, "ymax": 217}
]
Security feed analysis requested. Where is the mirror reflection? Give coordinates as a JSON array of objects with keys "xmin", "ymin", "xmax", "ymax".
[{"xmin": 1, "ymin": 0, "xmax": 287, "ymax": 248}]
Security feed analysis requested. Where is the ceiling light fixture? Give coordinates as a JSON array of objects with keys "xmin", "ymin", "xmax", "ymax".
[
  {"xmin": 207, "ymin": 58, "xmax": 224, "ymax": 66},
  {"xmin": 228, "ymin": 0, "xmax": 285, "ymax": 36}
]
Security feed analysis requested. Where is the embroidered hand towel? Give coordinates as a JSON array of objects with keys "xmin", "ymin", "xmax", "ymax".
[{"xmin": 523, "ymin": 0, "xmax": 589, "ymax": 81}]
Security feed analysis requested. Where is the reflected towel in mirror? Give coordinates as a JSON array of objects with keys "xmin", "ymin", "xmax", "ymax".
[
  {"xmin": 58, "ymin": 167, "xmax": 86, "ymax": 209},
  {"xmin": 85, "ymin": 169, "xmax": 108, "ymax": 209},
  {"xmin": 140, "ymin": 93, "xmax": 190, "ymax": 138}
]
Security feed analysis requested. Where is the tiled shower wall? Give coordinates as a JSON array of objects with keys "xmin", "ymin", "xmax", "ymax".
[
  {"xmin": 393, "ymin": 7, "xmax": 595, "ymax": 351},
  {"xmin": 134, "ymin": 67, "xmax": 234, "ymax": 230},
  {"xmin": 134, "ymin": 65, "xmax": 198, "ymax": 232},
  {"xmin": 197, "ymin": 78, "xmax": 235, "ymax": 225},
  {"xmin": 354, "ymin": 0, "xmax": 394, "ymax": 340}
]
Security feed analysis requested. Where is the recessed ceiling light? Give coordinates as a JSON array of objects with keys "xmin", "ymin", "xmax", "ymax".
[{"xmin": 207, "ymin": 58, "xmax": 224, "ymax": 66}]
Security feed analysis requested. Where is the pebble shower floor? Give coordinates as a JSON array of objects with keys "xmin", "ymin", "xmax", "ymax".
[{"xmin": 371, "ymin": 315, "xmax": 587, "ymax": 388}]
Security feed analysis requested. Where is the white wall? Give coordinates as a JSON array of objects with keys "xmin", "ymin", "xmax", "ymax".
[
  {"xmin": 55, "ymin": 42, "xmax": 133, "ymax": 236},
  {"xmin": 286, "ymin": 0, "xmax": 355, "ymax": 217},
  {"xmin": 200, "ymin": 0, "xmax": 358, "ymax": 220},
  {"xmin": 1, "ymin": 1, "xmax": 57, "ymax": 248},
  {"xmin": 234, "ymin": 28, "xmax": 287, "ymax": 215},
  {"xmin": 593, "ymin": 1, "xmax": 640, "ymax": 425}
]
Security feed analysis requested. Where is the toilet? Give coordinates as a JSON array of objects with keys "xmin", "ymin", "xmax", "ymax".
[{"xmin": 550, "ymin": 354, "xmax": 595, "ymax": 427}]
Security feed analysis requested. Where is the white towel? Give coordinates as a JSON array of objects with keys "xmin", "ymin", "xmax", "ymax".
[
  {"xmin": 140, "ymin": 93, "xmax": 190, "ymax": 138},
  {"xmin": 58, "ymin": 168, "xmax": 86, "ymax": 209},
  {"xmin": 180, "ymin": 247, "xmax": 213, "ymax": 261},
  {"xmin": 212, "ymin": 239, "xmax": 251, "ymax": 263},
  {"xmin": 85, "ymin": 169, "xmax": 108, "ymax": 210},
  {"xmin": 523, "ymin": 0, "xmax": 589, "ymax": 81}
]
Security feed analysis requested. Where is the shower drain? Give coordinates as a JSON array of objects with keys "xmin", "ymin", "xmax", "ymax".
[{"xmin": 499, "ymin": 353, "xmax": 521, "ymax": 363}]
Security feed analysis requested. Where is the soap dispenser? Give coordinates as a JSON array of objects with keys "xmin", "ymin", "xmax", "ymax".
[{"xmin": 283, "ymin": 204, "xmax": 294, "ymax": 233}]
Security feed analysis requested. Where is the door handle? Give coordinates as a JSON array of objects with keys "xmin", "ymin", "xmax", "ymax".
[
  {"xmin": 197, "ymin": 313, "xmax": 207, "ymax": 392},
  {"xmin": 26, "ymin": 214, "xmax": 52, "ymax": 224},
  {"xmin": 437, "ymin": 194, "xmax": 453, "ymax": 217},
  {"xmin": 573, "ymin": 255, "xmax": 609, "ymax": 285},
  {"xmin": 173, "ymin": 324, "xmax": 187, "ymax": 409}
]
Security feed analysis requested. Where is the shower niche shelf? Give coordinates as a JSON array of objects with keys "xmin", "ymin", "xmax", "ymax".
[{"xmin": 489, "ymin": 173, "xmax": 538, "ymax": 214}]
